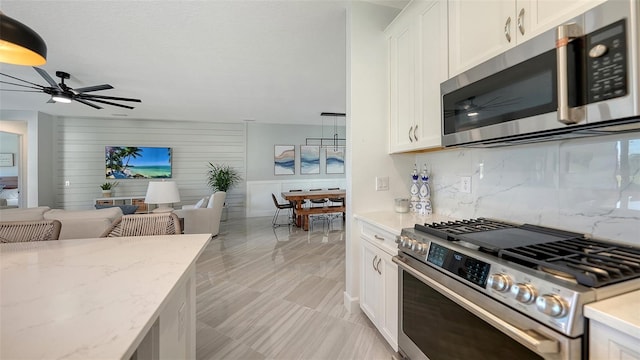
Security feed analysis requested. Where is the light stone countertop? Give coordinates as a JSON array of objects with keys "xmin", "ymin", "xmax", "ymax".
[
  {"xmin": 353, "ymin": 211, "xmax": 458, "ymax": 235},
  {"xmin": 0, "ymin": 234, "xmax": 211, "ymax": 360},
  {"xmin": 584, "ymin": 290, "xmax": 640, "ymax": 339}
]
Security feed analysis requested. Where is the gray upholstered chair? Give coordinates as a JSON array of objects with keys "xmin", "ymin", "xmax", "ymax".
[
  {"xmin": 0, "ymin": 220, "xmax": 62, "ymax": 243},
  {"xmin": 100, "ymin": 213, "xmax": 181, "ymax": 237}
]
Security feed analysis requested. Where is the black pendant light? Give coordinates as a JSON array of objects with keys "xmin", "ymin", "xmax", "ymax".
[{"xmin": 0, "ymin": 11, "xmax": 47, "ymax": 66}]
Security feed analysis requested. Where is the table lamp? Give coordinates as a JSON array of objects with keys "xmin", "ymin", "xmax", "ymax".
[{"xmin": 144, "ymin": 180, "xmax": 180, "ymax": 213}]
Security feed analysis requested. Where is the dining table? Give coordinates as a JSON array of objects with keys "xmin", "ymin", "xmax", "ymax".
[{"xmin": 281, "ymin": 189, "xmax": 346, "ymax": 231}]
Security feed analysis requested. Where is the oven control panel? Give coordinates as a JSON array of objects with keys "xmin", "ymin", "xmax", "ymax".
[{"xmin": 427, "ymin": 243, "xmax": 490, "ymax": 288}]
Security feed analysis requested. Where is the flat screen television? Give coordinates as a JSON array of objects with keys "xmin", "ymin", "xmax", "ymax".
[{"xmin": 105, "ymin": 146, "xmax": 172, "ymax": 179}]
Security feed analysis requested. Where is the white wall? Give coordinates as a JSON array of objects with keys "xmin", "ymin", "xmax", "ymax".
[
  {"xmin": 53, "ymin": 117, "xmax": 247, "ymax": 218},
  {"xmin": 246, "ymin": 122, "xmax": 346, "ymax": 181},
  {"xmin": 414, "ymin": 132, "xmax": 640, "ymax": 246},
  {"xmin": 346, "ymin": 1, "xmax": 406, "ymax": 311}
]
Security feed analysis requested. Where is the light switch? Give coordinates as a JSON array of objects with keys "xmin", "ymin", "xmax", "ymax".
[{"xmin": 376, "ymin": 176, "xmax": 389, "ymax": 191}]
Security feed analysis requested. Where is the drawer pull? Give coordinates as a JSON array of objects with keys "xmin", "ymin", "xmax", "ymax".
[{"xmin": 374, "ymin": 235, "xmax": 385, "ymax": 241}]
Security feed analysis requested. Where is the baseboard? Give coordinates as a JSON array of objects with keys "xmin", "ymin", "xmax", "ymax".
[{"xmin": 343, "ymin": 291, "xmax": 360, "ymax": 313}]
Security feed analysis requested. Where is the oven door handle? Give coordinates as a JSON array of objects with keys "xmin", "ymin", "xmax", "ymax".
[{"xmin": 393, "ymin": 257, "xmax": 560, "ymax": 354}]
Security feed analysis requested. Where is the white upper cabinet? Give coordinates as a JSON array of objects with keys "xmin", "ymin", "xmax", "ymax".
[
  {"xmin": 448, "ymin": 0, "xmax": 606, "ymax": 77},
  {"xmin": 387, "ymin": 0, "xmax": 447, "ymax": 154}
]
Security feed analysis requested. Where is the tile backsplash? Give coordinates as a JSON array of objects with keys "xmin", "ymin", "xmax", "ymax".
[{"xmin": 416, "ymin": 132, "xmax": 640, "ymax": 246}]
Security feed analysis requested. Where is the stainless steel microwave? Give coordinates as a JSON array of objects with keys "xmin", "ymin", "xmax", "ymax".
[{"xmin": 440, "ymin": 0, "xmax": 640, "ymax": 147}]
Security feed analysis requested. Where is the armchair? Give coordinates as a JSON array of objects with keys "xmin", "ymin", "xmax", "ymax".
[{"xmin": 178, "ymin": 191, "xmax": 226, "ymax": 236}]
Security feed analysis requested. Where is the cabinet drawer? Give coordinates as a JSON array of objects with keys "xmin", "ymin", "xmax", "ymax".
[
  {"xmin": 361, "ymin": 223, "xmax": 398, "ymax": 255},
  {"xmin": 96, "ymin": 200, "xmax": 114, "ymax": 205}
]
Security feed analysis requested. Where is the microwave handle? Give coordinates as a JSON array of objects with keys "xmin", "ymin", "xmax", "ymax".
[{"xmin": 556, "ymin": 23, "xmax": 584, "ymax": 125}]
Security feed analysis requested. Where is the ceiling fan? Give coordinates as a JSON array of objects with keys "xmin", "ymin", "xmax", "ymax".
[{"xmin": 0, "ymin": 67, "xmax": 141, "ymax": 109}]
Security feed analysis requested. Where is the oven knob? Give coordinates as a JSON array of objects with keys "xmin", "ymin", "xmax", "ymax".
[
  {"xmin": 487, "ymin": 273, "xmax": 512, "ymax": 292},
  {"xmin": 395, "ymin": 236, "xmax": 402, "ymax": 244},
  {"xmin": 536, "ymin": 294, "xmax": 568, "ymax": 318},
  {"xmin": 510, "ymin": 283, "xmax": 537, "ymax": 304},
  {"xmin": 412, "ymin": 242, "xmax": 426, "ymax": 253},
  {"xmin": 400, "ymin": 237, "xmax": 410, "ymax": 248}
]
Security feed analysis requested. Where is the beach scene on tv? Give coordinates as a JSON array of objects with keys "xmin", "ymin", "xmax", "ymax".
[{"xmin": 106, "ymin": 146, "xmax": 172, "ymax": 179}]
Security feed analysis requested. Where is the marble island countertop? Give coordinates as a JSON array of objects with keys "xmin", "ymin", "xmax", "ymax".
[{"xmin": 0, "ymin": 234, "xmax": 211, "ymax": 359}]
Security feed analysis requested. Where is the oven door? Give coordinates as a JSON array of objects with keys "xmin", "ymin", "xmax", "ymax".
[{"xmin": 393, "ymin": 255, "xmax": 583, "ymax": 360}]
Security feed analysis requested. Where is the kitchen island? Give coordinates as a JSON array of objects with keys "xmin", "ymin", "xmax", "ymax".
[{"xmin": 0, "ymin": 234, "xmax": 211, "ymax": 360}]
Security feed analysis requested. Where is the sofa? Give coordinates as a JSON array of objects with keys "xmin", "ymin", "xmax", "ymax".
[
  {"xmin": 0, "ymin": 206, "xmax": 123, "ymax": 240},
  {"xmin": 174, "ymin": 191, "xmax": 226, "ymax": 236}
]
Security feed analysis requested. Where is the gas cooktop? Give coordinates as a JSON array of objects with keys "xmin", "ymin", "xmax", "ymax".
[{"xmin": 413, "ymin": 218, "xmax": 640, "ymax": 288}]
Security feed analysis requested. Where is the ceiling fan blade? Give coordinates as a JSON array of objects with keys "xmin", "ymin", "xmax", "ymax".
[
  {"xmin": 75, "ymin": 98, "xmax": 103, "ymax": 109},
  {"xmin": 78, "ymin": 94, "xmax": 141, "ymax": 102},
  {"xmin": 47, "ymin": 98, "xmax": 56, "ymax": 103},
  {"xmin": 0, "ymin": 72, "xmax": 46, "ymax": 88},
  {"xmin": 74, "ymin": 84, "xmax": 114, "ymax": 93},
  {"xmin": 0, "ymin": 80, "xmax": 43, "ymax": 90},
  {"xmin": 0, "ymin": 89, "xmax": 42, "ymax": 93},
  {"xmin": 86, "ymin": 98, "xmax": 135, "ymax": 109},
  {"xmin": 33, "ymin": 67, "xmax": 61, "ymax": 89}
]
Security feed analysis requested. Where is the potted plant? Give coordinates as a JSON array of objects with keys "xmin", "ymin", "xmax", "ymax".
[
  {"xmin": 99, "ymin": 181, "xmax": 119, "ymax": 198},
  {"xmin": 207, "ymin": 163, "xmax": 241, "ymax": 193}
]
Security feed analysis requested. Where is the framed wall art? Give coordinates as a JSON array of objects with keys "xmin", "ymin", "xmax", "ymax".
[
  {"xmin": 300, "ymin": 145, "xmax": 320, "ymax": 175},
  {"xmin": 0, "ymin": 153, "xmax": 14, "ymax": 167},
  {"xmin": 274, "ymin": 145, "xmax": 295, "ymax": 175},
  {"xmin": 326, "ymin": 147, "xmax": 345, "ymax": 174}
]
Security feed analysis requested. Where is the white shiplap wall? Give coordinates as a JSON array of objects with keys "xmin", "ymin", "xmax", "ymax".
[{"xmin": 53, "ymin": 117, "xmax": 246, "ymax": 218}]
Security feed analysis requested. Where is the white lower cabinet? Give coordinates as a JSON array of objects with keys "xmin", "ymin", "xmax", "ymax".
[
  {"xmin": 590, "ymin": 320, "xmax": 640, "ymax": 360},
  {"xmin": 359, "ymin": 223, "xmax": 398, "ymax": 351}
]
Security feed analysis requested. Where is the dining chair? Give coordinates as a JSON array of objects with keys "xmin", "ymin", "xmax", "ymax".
[
  {"xmin": 271, "ymin": 193, "xmax": 293, "ymax": 228},
  {"xmin": 0, "ymin": 220, "xmax": 62, "ymax": 243},
  {"xmin": 100, "ymin": 213, "xmax": 181, "ymax": 237},
  {"xmin": 308, "ymin": 189, "xmax": 329, "ymax": 229},
  {"xmin": 327, "ymin": 187, "xmax": 345, "ymax": 222}
]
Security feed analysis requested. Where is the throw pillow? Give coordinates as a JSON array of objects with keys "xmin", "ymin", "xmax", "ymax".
[
  {"xmin": 207, "ymin": 194, "xmax": 216, "ymax": 208},
  {"xmin": 94, "ymin": 204, "xmax": 139, "ymax": 215},
  {"xmin": 195, "ymin": 197, "xmax": 207, "ymax": 208}
]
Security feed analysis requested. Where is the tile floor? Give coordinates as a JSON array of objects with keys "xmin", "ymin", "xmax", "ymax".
[{"xmin": 195, "ymin": 216, "xmax": 395, "ymax": 360}]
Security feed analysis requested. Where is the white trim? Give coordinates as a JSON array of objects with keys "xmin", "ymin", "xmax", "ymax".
[{"xmin": 343, "ymin": 291, "xmax": 360, "ymax": 314}]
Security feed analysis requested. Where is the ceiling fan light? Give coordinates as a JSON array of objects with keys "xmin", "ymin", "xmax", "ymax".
[
  {"xmin": 0, "ymin": 12, "xmax": 47, "ymax": 66},
  {"xmin": 52, "ymin": 94, "xmax": 72, "ymax": 103}
]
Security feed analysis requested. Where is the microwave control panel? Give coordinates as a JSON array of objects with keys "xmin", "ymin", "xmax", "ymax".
[{"xmin": 586, "ymin": 19, "xmax": 627, "ymax": 103}]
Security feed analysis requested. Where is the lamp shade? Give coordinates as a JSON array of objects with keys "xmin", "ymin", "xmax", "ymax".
[
  {"xmin": 0, "ymin": 12, "xmax": 47, "ymax": 66},
  {"xmin": 145, "ymin": 181, "xmax": 180, "ymax": 205}
]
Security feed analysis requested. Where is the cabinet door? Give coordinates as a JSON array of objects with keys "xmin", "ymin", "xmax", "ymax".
[
  {"xmin": 521, "ymin": 0, "xmax": 607, "ymax": 42},
  {"xmin": 448, "ymin": 0, "xmax": 514, "ymax": 76},
  {"xmin": 414, "ymin": 0, "xmax": 447, "ymax": 150},
  {"xmin": 360, "ymin": 239, "xmax": 382, "ymax": 325},
  {"xmin": 388, "ymin": 14, "xmax": 416, "ymax": 153},
  {"xmin": 379, "ymin": 250, "xmax": 398, "ymax": 350}
]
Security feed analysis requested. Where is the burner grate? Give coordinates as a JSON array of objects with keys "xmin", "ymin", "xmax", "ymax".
[
  {"xmin": 415, "ymin": 218, "xmax": 516, "ymax": 240},
  {"xmin": 500, "ymin": 238, "xmax": 640, "ymax": 287}
]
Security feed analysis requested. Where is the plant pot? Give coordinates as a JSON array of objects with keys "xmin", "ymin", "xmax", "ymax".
[{"xmin": 102, "ymin": 190, "xmax": 112, "ymax": 198}]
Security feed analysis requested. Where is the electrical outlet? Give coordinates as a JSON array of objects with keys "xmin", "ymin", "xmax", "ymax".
[
  {"xmin": 375, "ymin": 176, "xmax": 389, "ymax": 191},
  {"xmin": 64, "ymin": 180, "xmax": 70, "ymax": 187},
  {"xmin": 460, "ymin": 176, "xmax": 471, "ymax": 193}
]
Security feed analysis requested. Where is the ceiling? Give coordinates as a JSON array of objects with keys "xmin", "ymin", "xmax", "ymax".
[{"xmin": 0, "ymin": 1, "xmax": 405, "ymax": 125}]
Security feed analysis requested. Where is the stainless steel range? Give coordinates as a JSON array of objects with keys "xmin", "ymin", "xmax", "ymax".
[{"xmin": 394, "ymin": 218, "xmax": 640, "ymax": 360}]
